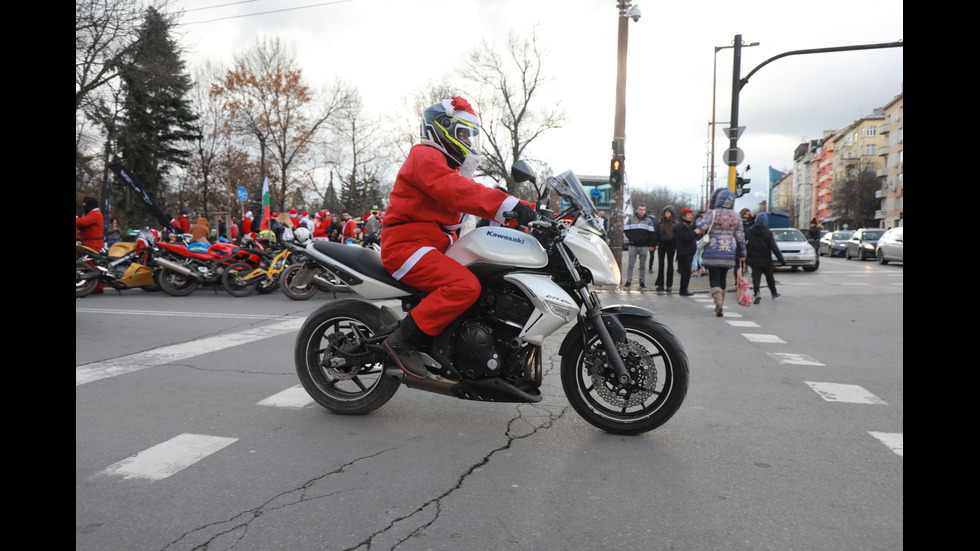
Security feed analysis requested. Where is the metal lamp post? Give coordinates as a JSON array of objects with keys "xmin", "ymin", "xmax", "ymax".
[{"xmin": 609, "ymin": 0, "xmax": 641, "ymax": 267}]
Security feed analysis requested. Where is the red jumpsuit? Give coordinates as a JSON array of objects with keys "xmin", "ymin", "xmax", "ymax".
[
  {"xmin": 76, "ymin": 208, "xmax": 105, "ymax": 250},
  {"xmin": 382, "ymin": 144, "xmax": 518, "ymax": 336}
]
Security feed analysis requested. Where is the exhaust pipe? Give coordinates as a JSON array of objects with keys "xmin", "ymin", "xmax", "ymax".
[{"xmin": 154, "ymin": 257, "xmax": 203, "ymax": 281}]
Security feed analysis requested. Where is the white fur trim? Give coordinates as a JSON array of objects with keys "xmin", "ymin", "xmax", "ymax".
[{"xmin": 494, "ymin": 196, "xmax": 520, "ymax": 224}]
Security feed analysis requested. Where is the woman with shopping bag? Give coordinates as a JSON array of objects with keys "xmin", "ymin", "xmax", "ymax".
[{"xmin": 695, "ymin": 188, "xmax": 746, "ymax": 317}]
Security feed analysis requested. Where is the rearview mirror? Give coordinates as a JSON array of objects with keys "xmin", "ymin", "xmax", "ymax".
[{"xmin": 511, "ymin": 160, "xmax": 537, "ymax": 185}]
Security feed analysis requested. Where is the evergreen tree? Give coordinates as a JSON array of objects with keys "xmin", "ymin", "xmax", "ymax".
[{"xmin": 115, "ymin": 7, "xmax": 199, "ymax": 229}]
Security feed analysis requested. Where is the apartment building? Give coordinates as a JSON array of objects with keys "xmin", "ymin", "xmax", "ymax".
[{"xmin": 876, "ymin": 92, "xmax": 903, "ymax": 228}]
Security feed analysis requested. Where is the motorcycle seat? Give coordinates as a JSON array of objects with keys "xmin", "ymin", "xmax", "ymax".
[{"xmin": 310, "ymin": 241, "xmax": 420, "ymax": 296}]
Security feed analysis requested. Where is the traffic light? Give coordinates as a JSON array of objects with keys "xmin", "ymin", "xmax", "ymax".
[
  {"xmin": 735, "ymin": 175, "xmax": 751, "ymax": 198},
  {"xmin": 610, "ymin": 157, "xmax": 624, "ymax": 187}
]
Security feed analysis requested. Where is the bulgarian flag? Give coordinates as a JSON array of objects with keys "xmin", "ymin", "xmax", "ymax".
[{"xmin": 259, "ymin": 177, "xmax": 271, "ymax": 231}]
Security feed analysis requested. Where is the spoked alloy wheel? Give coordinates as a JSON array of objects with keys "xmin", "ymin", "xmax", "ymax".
[
  {"xmin": 281, "ymin": 263, "xmax": 319, "ymax": 300},
  {"xmin": 294, "ymin": 301, "xmax": 399, "ymax": 415},
  {"xmin": 222, "ymin": 262, "xmax": 259, "ymax": 297},
  {"xmin": 156, "ymin": 266, "xmax": 200, "ymax": 296},
  {"xmin": 561, "ymin": 316, "xmax": 689, "ymax": 435}
]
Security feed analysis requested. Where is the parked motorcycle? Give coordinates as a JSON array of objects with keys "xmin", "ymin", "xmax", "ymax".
[
  {"xmin": 280, "ymin": 242, "xmax": 348, "ymax": 301},
  {"xmin": 153, "ymin": 237, "xmax": 263, "ymax": 296},
  {"xmin": 76, "ymin": 228, "xmax": 159, "ymax": 298},
  {"xmin": 221, "ymin": 242, "xmax": 297, "ymax": 297},
  {"xmin": 293, "ymin": 162, "xmax": 688, "ymax": 435}
]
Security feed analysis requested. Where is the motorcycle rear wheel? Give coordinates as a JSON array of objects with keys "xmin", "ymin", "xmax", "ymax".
[
  {"xmin": 155, "ymin": 267, "xmax": 200, "ymax": 297},
  {"xmin": 561, "ymin": 316, "xmax": 689, "ymax": 435},
  {"xmin": 281, "ymin": 263, "xmax": 319, "ymax": 301},
  {"xmin": 76, "ymin": 261, "xmax": 99, "ymax": 298},
  {"xmin": 295, "ymin": 300, "xmax": 399, "ymax": 415},
  {"xmin": 222, "ymin": 262, "xmax": 259, "ymax": 297}
]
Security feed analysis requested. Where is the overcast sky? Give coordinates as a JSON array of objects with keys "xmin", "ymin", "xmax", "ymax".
[{"xmin": 172, "ymin": 0, "xmax": 903, "ymax": 211}]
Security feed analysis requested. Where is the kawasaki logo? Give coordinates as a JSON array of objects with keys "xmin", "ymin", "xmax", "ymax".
[{"xmin": 487, "ymin": 230, "xmax": 525, "ymax": 245}]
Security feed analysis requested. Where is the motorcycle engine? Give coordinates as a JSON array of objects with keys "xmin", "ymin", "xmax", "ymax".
[{"xmin": 450, "ymin": 286, "xmax": 535, "ymax": 379}]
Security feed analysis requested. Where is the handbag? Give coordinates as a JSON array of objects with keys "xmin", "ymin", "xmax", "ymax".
[
  {"xmin": 697, "ymin": 211, "xmax": 714, "ymax": 250},
  {"xmin": 736, "ymin": 265, "xmax": 752, "ymax": 307}
]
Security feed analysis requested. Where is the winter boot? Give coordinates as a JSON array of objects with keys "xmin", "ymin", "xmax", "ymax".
[
  {"xmin": 382, "ymin": 313, "xmax": 430, "ymax": 379},
  {"xmin": 711, "ymin": 287, "xmax": 724, "ymax": 317}
]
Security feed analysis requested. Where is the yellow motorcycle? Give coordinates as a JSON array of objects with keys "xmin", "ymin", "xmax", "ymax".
[{"xmin": 76, "ymin": 228, "xmax": 159, "ymax": 298}]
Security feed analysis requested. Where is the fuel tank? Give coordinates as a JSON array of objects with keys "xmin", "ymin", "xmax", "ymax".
[{"xmin": 446, "ymin": 226, "xmax": 548, "ymax": 269}]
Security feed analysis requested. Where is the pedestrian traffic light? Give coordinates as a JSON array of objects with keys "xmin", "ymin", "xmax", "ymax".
[
  {"xmin": 610, "ymin": 157, "xmax": 624, "ymax": 187},
  {"xmin": 736, "ymin": 176, "xmax": 751, "ymax": 198}
]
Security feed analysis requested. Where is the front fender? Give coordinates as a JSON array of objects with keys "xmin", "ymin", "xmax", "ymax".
[{"xmin": 558, "ymin": 304, "xmax": 655, "ymax": 357}]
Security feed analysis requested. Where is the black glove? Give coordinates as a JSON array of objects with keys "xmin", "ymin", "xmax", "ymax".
[{"xmin": 511, "ymin": 202, "xmax": 536, "ymax": 226}]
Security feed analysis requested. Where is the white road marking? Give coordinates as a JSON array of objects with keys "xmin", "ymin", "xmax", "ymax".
[
  {"xmin": 767, "ymin": 352, "xmax": 825, "ymax": 366},
  {"xmin": 727, "ymin": 320, "xmax": 759, "ymax": 327},
  {"xmin": 101, "ymin": 433, "xmax": 238, "ymax": 480},
  {"xmin": 742, "ymin": 333, "xmax": 786, "ymax": 343},
  {"xmin": 805, "ymin": 382, "xmax": 887, "ymax": 404},
  {"xmin": 257, "ymin": 385, "xmax": 315, "ymax": 408},
  {"xmin": 868, "ymin": 432, "xmax": 903, "ymax": 456},
  {"xmin": 76, "ymin": 308, "xmax": 277, "ymax": 319},
  {"xmin": 76, "ymin": 318, "xmax": 306, "ymax": 386}
]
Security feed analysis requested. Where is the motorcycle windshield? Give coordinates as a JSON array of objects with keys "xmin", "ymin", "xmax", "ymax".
[{"xmin": 549, "ymin": 171, "xmax": 605, "ymax": 237}]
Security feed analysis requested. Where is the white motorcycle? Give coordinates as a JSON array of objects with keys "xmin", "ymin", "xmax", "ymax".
[{"xmin": 294, "ymin": 161, "xmax": 688, "ymax": 434}]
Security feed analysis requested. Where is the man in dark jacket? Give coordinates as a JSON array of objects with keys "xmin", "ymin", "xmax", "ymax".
[
  {"xmin": 622, "ymin": 204, "xmax": 657, "ymax": 289},
  {"xmin": 674, "ymin": 207, "xmax": 698, "ymax": 296},
  {"xmin": 745, "ymin": 212, "xmax": 786, "ymax": 303}
]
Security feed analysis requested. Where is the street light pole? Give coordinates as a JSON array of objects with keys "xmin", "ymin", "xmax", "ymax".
[{"xmin": 609, "ymin": 1, "xmax": 640, "ymax": 267}]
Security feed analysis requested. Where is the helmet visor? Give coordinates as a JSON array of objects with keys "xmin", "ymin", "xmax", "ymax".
[{"xmin": 453, "ymin": 122, "xmax": 481, "ymax": 155}]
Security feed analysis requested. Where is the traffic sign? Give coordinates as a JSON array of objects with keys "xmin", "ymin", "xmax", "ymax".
[
  {"xmin": 725, "ymin": 126, "xmax": 745, "ymax": 140},
  {"xmin": 236, "ymin": 186, "xmax": 248, "ymax": 201},
  {"xmin": 723, "ymin": 147, "xmax": 744, "ymax": 166}
]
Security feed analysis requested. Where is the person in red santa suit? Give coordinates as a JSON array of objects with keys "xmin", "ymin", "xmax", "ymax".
[
  {"xmin": 241, "ymin": 211, "xmax": 254, "ymax": 236},
  {"xmin": 380, "ymin": 96, "xmax": 534, "ymax": 379},
  {"xmin": 76, "ymin": 196, "xmax": 105, "ymax": 250}
]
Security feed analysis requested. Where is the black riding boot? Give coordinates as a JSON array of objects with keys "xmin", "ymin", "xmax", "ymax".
[{"xmin": 382, "ymin": 313, "xmax": 430, "ymax": 379}]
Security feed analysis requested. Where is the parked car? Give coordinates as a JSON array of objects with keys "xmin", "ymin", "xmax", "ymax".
[
  {"xmin": 876, "ymin": 227, "xmax": 903, "ymax": 264},
  {"xmin": 844, "ymin": 228, "xmax": 886, "ymax": 260},
  {"xmin": 818, "ymin": 230, "xmax": 854, "ymax": 257},
  {"xmin": 770, "ymin": 228, "xmax": 819, "ymax": 272}
]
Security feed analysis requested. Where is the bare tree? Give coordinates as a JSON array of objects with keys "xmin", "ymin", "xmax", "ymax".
[
  {"xmin": 328, "ymin": 90, "xmax": 396, "ymax": 215},
  {"xmin": 213, "ymin": 37, "xmax": 353, "ymax": 215},
  {"xmin": 76, "ymin": 0, "xmax": 171, "ymax": 113},
  {"xmin": 460, "ymin": 28, "xmax": 566, "ymax": 198}
]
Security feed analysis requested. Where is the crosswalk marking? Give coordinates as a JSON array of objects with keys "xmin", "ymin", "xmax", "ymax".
[
  {"xmin": 76, "ymin": 318, "xmax": 306, "ymax": 386},
  {"xmin": 805, "ymin": 382, "xmax": 887, "ymax": 404},
  {"xmin": 742, "ymin": 333, "xmax": 785, "ymax": 343},
  {"xmin": 257, "ymin": 385, "xmax": 315, "ymax": 408},
  {"xmin": 868, "ymin": 432, "xmax": 903, "ymax": 456},
  {"xmin": 101, "ymin": 433, "xmax": 238, "ymax": 480},
  {"xmin": 767, "ymin": 352, "xmax": 825, "ymax": 366}
]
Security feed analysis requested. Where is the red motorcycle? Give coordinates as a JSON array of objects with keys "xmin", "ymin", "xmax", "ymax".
[{"xmin": 153, "ymin": 236, "xmax": 264, "ymax": 297}]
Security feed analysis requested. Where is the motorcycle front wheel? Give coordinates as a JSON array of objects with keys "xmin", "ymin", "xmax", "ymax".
[
  {"xmin": 561, "ymin": 316, "xmax": 689, "ymax": 435},
  {"xmin": 295, "ymin": 300, "xmax": 399, "ymax": 415},
  {"xmin": 222, "ymin": 262, "xmax": 259, "ymax": 297},
  {"xmin": 280, "ymin": 263, "xmax": 319, "ymax": 301},
  {"xmin": 155, "ymin": 267, "xmax": 200, "ymax": 297}
]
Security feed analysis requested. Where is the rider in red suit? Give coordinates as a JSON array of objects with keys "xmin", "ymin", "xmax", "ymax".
[{"xmin": 381, "ymin": 96, "xmax": 534, "ymax": 379}]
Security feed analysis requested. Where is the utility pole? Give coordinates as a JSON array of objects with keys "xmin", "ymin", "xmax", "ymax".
[{"xmin": 609, "ymin": 1, "xmax": 640, "ymax": 267}]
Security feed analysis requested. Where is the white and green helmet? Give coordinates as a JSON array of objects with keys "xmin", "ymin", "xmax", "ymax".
[{"xmin": 420, "ymin": 96, "xmax": 481, "ymax": 167}]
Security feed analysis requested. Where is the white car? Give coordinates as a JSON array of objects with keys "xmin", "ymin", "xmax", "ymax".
[
  {"xmin": 876, "ymin": 227, "xmax": 903, "ymax": 264},
  {"xmin": 769, "ymin": 228, "xmax": 820, "ymax": 272}
]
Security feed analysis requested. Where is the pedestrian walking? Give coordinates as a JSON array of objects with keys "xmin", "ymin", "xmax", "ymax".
[
  {"xmin": 697, "ymin": 188, "xmax": 746, "ymax": 317},
  {"xmin": 675, "ymin": 207, "xmax": 697, "ymax": 296},
  {"xmin": 745, "ymin": 212, "xmax": 786, "ymax": 303}
]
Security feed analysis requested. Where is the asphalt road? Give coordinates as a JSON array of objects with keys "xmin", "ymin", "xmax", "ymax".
[{"xmin": 76, "ymin": 255, "xmax": 902, "ymax": 551}]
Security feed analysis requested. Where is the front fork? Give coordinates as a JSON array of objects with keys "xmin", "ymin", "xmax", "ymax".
[{"xmin": 557, "ymin": 243, "xmax": 633, "ymax": 385}]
